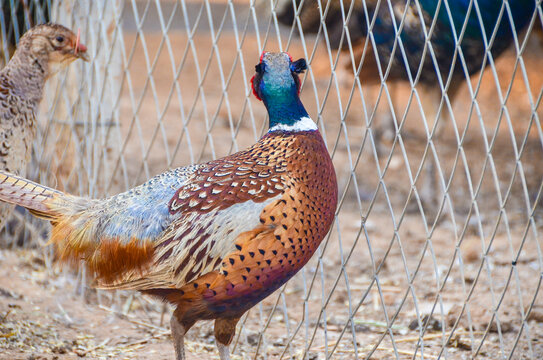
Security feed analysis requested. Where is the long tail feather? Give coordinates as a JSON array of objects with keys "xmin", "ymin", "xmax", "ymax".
[{"xmin": 0, "ymin": 170, "xmax": 65, "ymax": 219}]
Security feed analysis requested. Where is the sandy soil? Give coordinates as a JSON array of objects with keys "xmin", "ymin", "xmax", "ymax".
[{"xmin": 0, "ymin": 249, "xmax": 204, "ymax": 360}]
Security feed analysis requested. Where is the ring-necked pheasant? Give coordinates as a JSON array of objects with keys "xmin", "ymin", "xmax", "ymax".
[
  {"xmin": 0, "ymin": 52, "xmax": 338, "ymax": 359},
  {"xmin": 0, "ymin": 23, "xmax": 88, "ymax": 234}
]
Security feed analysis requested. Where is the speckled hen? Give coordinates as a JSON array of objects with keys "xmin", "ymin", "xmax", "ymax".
[
  {"xmin": 0, "ymin": 23, "xmax": 88, "ymax": 232},
  {"xmin": 0, "ymin": 52, "xmax": 338, "ymax": 360}
]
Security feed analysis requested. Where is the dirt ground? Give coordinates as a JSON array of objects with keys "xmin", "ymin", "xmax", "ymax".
[{"xmin": 1, "ymin": 4, "xmax": 543, "ymax": 360}]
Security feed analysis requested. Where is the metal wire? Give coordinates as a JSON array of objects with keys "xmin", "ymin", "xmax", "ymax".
[{"xmin": 0, "ymin": 0, "xmax": 541, "ymax": 359}]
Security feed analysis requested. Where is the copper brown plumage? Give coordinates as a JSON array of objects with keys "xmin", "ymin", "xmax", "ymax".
[
  {"xmin": 0, "ymin": 23, "xmax": 88, "ymax": 234},
  {"xmin": 0, "ymin": 52, "xmax": 337, "ymax": 359},
  {"xmin": 147, "ymin": 130, "xmax": 336, "ymax": 318}
]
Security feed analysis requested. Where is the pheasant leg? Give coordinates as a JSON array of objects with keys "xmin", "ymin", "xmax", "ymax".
[{"xmin": 214, "ymin": 317, "xmax": 241, "ymax": 360}]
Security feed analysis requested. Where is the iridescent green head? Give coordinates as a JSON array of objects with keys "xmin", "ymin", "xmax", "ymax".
[{"xmin": 251, "ymin": 52, "xmax": 316, "ymax": 132}]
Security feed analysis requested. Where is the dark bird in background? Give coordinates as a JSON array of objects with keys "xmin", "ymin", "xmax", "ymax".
[
  {"xmin": 0, "ymin": 0, "xmax": 50, "ymax": 66},
  {"xmin": 0, "ymin": 23, "xmax": 88, "ymax": 236},
  {"xmin": 277, "ymin": 0, "xmax": 535, "ymax": 211},
  {"xmin": 0, "ymin": 52, "xmax": 338, "ymax": 360}
]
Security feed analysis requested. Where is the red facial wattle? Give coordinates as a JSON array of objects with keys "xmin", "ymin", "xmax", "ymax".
[
  {"xmin": 250, "ymin": 74, "xmax": 261, "ymax": 101},
  {"xmin": 293, "ymin": 75, "xmax": 301, "ymax": 97}
]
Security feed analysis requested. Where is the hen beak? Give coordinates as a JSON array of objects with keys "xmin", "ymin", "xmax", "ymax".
[{"xmin": 75, "ymin": 43, "xmax": 89, "ymax": 61}]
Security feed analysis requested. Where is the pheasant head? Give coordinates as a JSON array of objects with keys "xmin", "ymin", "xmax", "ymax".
[
  {"xmin": 251, "ymin": 52, "xmax": 315, "ymax": 132},
  {"xmin": 15, "ymin": 23, "xmax": 89, "ymax": 79}
]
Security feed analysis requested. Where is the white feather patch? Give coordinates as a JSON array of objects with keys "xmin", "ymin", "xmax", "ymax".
[{"xmin": 269, "ymin": 116, "xmax": 318, "ymax": 132}]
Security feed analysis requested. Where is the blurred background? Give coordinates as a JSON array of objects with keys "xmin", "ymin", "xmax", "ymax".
[{"xmin": 0, "ymin": 0, "xmax": 542, "ymax": 359}]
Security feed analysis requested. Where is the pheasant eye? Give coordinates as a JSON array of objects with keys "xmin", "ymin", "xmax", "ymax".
[
  {"xmin": 55, "ymin": 36, "xmax": 64, "ymax": 43},
  {"xmin": 255, "ymin": 63, "xmax": 264, "ymax": 74}
]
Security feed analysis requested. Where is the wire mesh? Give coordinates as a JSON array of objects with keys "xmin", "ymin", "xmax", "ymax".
[{"xmin": 0, "ymin": 0, "xmax": 542, "ymax": 359}]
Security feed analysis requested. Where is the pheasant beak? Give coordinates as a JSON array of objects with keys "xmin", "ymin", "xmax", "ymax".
[{"xmin": 74, "ymin": 29, "xmax": 89, "ymax": 61}]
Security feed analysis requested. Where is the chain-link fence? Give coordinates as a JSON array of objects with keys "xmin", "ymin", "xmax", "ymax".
[{"xmin": 0, "ymin": 0, "xmax": 542, "ymax": 359}]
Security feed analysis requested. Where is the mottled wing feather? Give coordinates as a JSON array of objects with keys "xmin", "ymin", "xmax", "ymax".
[
  {"xmin": 169, "ymin": 156, "xmax": 287, "ymax": 213},
  {"xmin": 98, "ymin": 135, "xmax": 300, "ymax": 290}
]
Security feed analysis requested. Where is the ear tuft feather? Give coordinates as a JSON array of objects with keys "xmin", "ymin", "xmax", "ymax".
[{"xmin": 290, "ymin": 58, "xmax": 307, "ymax": 74}]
